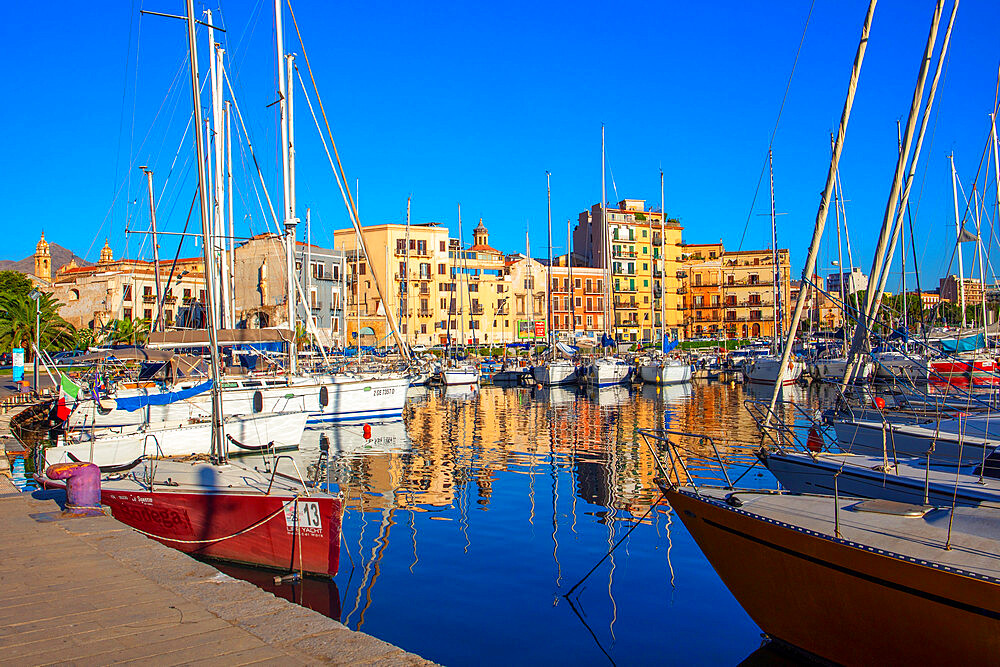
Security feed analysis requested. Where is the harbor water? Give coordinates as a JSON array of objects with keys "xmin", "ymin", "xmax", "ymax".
[{"xmin": 221, "ymin": 380, "xmax": 826, "ymax": 665}]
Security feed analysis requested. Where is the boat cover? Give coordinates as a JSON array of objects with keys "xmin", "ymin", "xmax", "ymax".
[
  {"xmin": 941, "ymin": 334, "xmax": 985, "ymax": 354},
  {"xmin": 113, "ymin": 380, "xmax": 214, "ymax": 412}
]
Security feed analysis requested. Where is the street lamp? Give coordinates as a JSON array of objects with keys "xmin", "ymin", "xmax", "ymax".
[{"xmin": 28, "ymin": 289, "xmax": 41, "ymax": 391}]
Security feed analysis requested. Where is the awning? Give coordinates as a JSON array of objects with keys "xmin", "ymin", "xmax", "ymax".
[
  {"xmin": 148, "ymin": 328, "xmax": 293, "ymax": 349},
  {"xmin": 77, "ymin": 347, "xmax": 174, "ymax": 363}
]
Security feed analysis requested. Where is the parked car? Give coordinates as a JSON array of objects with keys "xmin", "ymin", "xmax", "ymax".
[
  {"xmin": 51, "ymin": 350, "xmax": 87, "ymax": 367},
  {"xmin": 411, "ymin": 344, "xmax": 428, "ymax": 352}
]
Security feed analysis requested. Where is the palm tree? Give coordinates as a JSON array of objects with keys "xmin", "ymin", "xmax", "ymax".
[
  {"xmin": 97, "ymin": 318, "xmax": 151, "ymax": 346},
  {"xmin": 0, "ymin": 292, "xmax": 75, "ymax": 359}
]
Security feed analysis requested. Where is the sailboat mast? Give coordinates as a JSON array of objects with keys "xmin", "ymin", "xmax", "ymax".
[
  {"xmin": 768, "ymin": 150, "xmax": 779, "ymax": 355},
  {"xmin": 274, "ymin": 0, "xmax": 298, "ymax": 374},
  {"xmin": 951, "ymin": 153, "xmax": 967, "ymax": 328},
  {"xmin": 225, "ymin": 100, "xmax": 235, "ymax": 322},
  {"xmin": 659, "ymin": 169, "xmax": 665, "ymax": 351},
  {"xmin": 405, "ymin": 196, "xmax": 411, "ymax": 348},
  {"xmin": 306, "ymin": 208, "xmax": 312, "ymax": 350},
  {"xmin": 896, "ymin": 121, "xmax": 908, "ymax": 336},
  {"xmin": 185, "ymin": 0, "xmax": 226, "ymax": 463},
  {"xmin": 546, "ymin": 171, "xmax": 553, "ymax": 349},
  {"xmin": 568, "ymin": 218, "xmax": 574, "ymax": 337},
  {"xmin": 141, "ymin": 167, "xmax": 164, "ymax": 333},
  {"xmin": 832, "ymin": 134, "xmax": 847, "ymax": 357},
  {"xmin": 458, "ymin": 204, "xmax": 465, "ymax": 352},
  {"xmin": 974, "ymin": 189, "xmax": 988, "ymax": 339},
  {"xmin": 601, "ymin": 124, "xmax": 610, "ymax": 341}
]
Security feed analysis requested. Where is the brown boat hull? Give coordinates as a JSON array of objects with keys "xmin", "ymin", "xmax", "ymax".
[{"xmin": 664, "ymin": 487, "xmax": 1000, "ymax": 665}]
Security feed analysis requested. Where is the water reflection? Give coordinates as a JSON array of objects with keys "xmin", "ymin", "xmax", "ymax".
[{"xmin": 226, "ymin": 381, "xmax": 828, "ymax": 664}]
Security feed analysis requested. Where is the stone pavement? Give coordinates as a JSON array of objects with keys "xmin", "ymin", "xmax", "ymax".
[{"xmin": 0, "ymin": 477, "xmax": 434, "ymax": 666}]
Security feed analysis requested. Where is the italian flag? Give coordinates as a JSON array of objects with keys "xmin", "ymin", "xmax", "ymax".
[{"xmin": 55, "ymin": 373, "xmax": 81, "ymax": 422}]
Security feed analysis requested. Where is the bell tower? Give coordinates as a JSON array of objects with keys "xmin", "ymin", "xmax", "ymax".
[
  {"xmin": 99, "ymin": 239, "xmax": 114, "ymax": 265},
  {"xmin": 473, "ymin": 218, "xmax": 489, "ymax": 247},
  {"xmin": 34, "ymin": 231, "xmax": 51, "ymax": 282}
]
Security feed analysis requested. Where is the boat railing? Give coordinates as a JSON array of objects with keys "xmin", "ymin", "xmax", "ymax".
[
  {"xmin": 743, "ymin": 398, "xmax": 840, "ymax": 455},
  {"xmin": 638, "ymin": 428, "xmax": 763, "ymax": 493},
  {"xmin": 140, "ymin": 434, "xmax": 166, "ymax": 490},
  {"xmin": 264, "ymin": 454, "xmax": 312, "ymax": 497}
]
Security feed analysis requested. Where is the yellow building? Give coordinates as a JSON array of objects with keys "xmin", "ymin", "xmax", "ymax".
[
  {"xmin": 720, "ymin": 249, "xmax": 791, "ymax": 340},
  {"xmin": 334, "ymin": 219, "xmax": 534, "ymax": 347},
  {"xmin": 678, "ymin": 243, "xmax": 791, "ymax": 340},
  {"xmin": 573, "ymin": 199, "xmax": 684, "ymax": 344}
]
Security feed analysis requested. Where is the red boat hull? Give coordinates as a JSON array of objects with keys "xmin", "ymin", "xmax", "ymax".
[
  {"xmin": 100, "ymin": 489, "xmax": 342, "ymax": 577},
  {"xmin": 929, "ymin": 358, "xmax": 998, "ymax": 386}
]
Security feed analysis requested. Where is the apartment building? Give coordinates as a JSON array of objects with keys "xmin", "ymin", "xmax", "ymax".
[
  {"xmin": 546, "ymin": 257, "xmax": 607, "ymax": 342},
  {"xmin": 334, "ymin": 218, "xmax": 539, "ymax": 347},
  {"xmin": 939, "ymin": 275, "xmax": 984, "ymax": 306},
  {"xmin": 677, "ymin": 243, "xmax": 791, "ymax": 340},
  {"xmin": 573, "ymin": 199, "xmax": 684, "ymax": 343}
]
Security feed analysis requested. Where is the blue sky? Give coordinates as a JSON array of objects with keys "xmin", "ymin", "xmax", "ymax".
[{"xmin": 2, "ymin": 1, "xmax": 998, "ymax": 292}]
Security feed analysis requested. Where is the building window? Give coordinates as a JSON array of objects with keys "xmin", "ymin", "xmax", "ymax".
[
  {"xmin": 143, "ymin": 285, "xmax": 153, "ymax": 296},
  {"xmin": 438, "ymin": 263, "xmax": 446, "ymax": 275},
  {"xmin": 575, "ymin": 279, "xmax": 581, "ymax": 289},
  {"xmin": 123, "ymin": 307, "xmax": 132, "ymax": 320},
  {"xmin": 586, "ymin": 315, "xmax": 592, "ymax": 326},
  {"xmin": 123, "ymin": 284, "xmax": 133, "ymax": 301},
  {"xmin": 143, "ymin": 309, "xmax": 152, "ymax": 320}
]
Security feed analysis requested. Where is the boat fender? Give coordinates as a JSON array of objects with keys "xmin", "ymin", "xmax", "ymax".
[
  {"xmin": 807, "ymin": 426, "xmax": 823, "ymax": 452},
  {"xmin": 871, "ymin": 397, "xmax": 886, "ymax": 410},
  {"xmin": 319, "ymin": 386, "xmax": 329, "ymax": 408},
  {"xmin": 363, "ymin": 424, "xmax": 372, "ymax": 440},
  {"xmin": 319, "ymin": 432, "xmax": 330, "ymax": 453},
  {"xmin": 724, "ymin": 494, "xmax": 743, "ymax": 508},
  {"xmin": 226, "ymin": 433, "xmax": 276, "ymax": 452},
  {"xmin": 252, "ymin": 391, "xmax": 263, "ymax": 414}
]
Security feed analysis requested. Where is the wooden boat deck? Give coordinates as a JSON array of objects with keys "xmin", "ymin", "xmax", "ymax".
[
  {"xmin": 697, "ymin": 486, "xmax": 1000, "ymax": 581},
  {"xmin": 0, "ymin": 476, "xmax": 431, "ymax": 665}
]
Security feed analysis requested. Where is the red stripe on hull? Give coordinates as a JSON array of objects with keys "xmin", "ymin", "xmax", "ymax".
[{"xmin": 101, "ymin": 490, "xmax": 342, "ymax": 577}]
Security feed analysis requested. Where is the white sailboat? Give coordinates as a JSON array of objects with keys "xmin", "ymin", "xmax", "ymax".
[
  {"xmin": 439, "ymin": 204, "xmax": 481, "ymax": 387},
  {"xmin": 582, "ymin": 125, "xmax": 631, "ymax": 388},
  {"xmin": 639, "ymin": 171, "xmax": 692, "ymax": 386},
  {"xmin": 743, "ymin": 151, "xmax": 804, "ymax": 385}
]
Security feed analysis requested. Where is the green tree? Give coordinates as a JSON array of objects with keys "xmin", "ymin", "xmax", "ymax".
[
  {"xmin": 0, "ymin": 291, "xmax": 75, "ymax": 358},
  {"xmin": 0, "ymin": 270, "xmax": 31, "ymax": 300}
]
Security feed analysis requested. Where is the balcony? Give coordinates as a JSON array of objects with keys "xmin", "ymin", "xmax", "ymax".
[
  {"xmin": 652, "ymin": 233, "xmax": 662, "ymax": 246},
  {"xmin": 142, "ymin": 295, "xmax": 156, "ymax": 303},
  {"xmin": 725, "ymin": 278, "xmax": 775, "ymax": 287},
  {"xmin": 471, "ymin": 305, "xmax": 484, "ymax": 315},
  {"xmin": 417, "ymin": 309, "xmax": 433, "ymax": 317},
  {"xmin": 677, "ymin": 287, "xmax": 687, "ymax": 295}
]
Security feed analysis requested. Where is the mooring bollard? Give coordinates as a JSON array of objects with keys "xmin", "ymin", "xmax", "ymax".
[{"xmin": 45, "ymin": 462, "xmax": 102, "ymax": 512}]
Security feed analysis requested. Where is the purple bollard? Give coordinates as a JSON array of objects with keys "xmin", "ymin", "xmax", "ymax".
[{"xmin": 45, "ymin": 462, "xmax": 103, "ymax": 514}]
